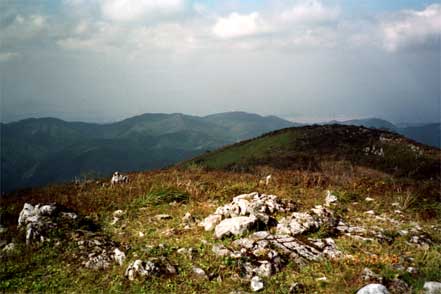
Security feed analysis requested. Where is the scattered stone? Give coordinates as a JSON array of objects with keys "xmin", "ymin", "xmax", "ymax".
[
  {"xmin": 391, "ymin": 202, "xmax": 400, "ymax": 207},
  {"xmin": 199, "ymin": 214, "xmax": 222, "ymax": 231},
  {"xmin": 365, "ymin": 197, "xmax": 374, "ymax": 202},
  {"xmin": 192, "ymin": 266, "xmax": 208, "ymax": 280},
  {"xmin": 250, "ymin": 276, "xmax": 264, "ymax": 292},
  {"xmin": 85, "ymin": 251, "xmax": 113, "ymax": 270},
  {"xmin": 254, "ymin": 261, "xmax": 273, "ymax": 277},
  {"xmin": 182, "ymin": 212, "xmax": 195, "ymax": 223},
  {"xmin": 423, "ymin": 282, "xmax": 441, "ymax": 294},
  {"xmin": 138, "ymin": 232, "xmax": 145, "ymax": 237},
  {"xmin": 316, "ymin": 276, "xmax": 327, "ymax": 282},
  {"xmin": 125, "ymin": 260, "xmax": 159, "ymax": 281},
  {"xmin": 406, "ymin": 267, "xmax": 417, "ymax": 274},
  {"xmin": 113, "ymin": 248, "xmax": 126, "ymax": 266},
  {"xmin": 357, "ymin": 284, "xmax": 390, "ymax": 294},
  {"xmin": 2, "ymin": 242, "xmax": 16, "ymax": 253},
  {"xmin": 387, "ymin": 279, "xmax": 410, "ymax": 294},
  {"xmin": 155, "ymin": 214, "xmax": 172, "ymax": 220},
  {"xmin": 361, "ymin": 268, "xmax": 383, "ymax": 283},
  {"xmin": 212, "ymin": 244, "xmax": 231, "ymax": 257},
  {"xmin": 325, "ymin": 190, "xmax": 338, "ymax": 206},
  {"xmin": 365, "ymin": 210, "xmax": 375, "ymax": 215}
]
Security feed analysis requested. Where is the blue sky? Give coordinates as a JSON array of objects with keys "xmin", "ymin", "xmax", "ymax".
[{"xmin": 0, "ymin": 0, "xmax": 440, "ymax": 123}]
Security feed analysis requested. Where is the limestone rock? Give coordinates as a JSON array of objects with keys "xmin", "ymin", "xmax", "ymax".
[
  {"xmin": 192, "ymin": 266, "xmax": 208, "ymax": 280},
  {"xmin": 424, "ymin": 282, "xmax": 441, "ymax": 294},
  {"xmin": 125, "ymin": 260, "xmax": 159, "ymax": 281},
  {"xmin": 357, "ymin": 284, "xmax": 390, "ymax": 294},
  {"xmin": 199, "ymin": 214, "xmax": 222, "ymax": 231},
  {"xmin": 113, "ymin": 248, "xmax": 126, "ymax": 266},
  {"xmin": 250, "ymin": 276, "xmax": 264, "ymax": 292},
  {"xmin": 325, "ymin": 190, "xmax": 338, "ymax": 206},
  {"xmin": 215, "ymin": 216, "xmax": 258, "ymax": 239}
]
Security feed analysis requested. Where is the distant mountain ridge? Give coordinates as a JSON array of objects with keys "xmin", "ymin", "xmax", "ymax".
[
  {"xmin": 327, "ymin": 118, "xmax": 440, "ymax": 148},
  {"xmin": 2, "ymin": 112, "xmax": 439, "ymax": 192},
  {"xmin": 1, "ymin": 112, "xmax": 297, "ymax": 192}
]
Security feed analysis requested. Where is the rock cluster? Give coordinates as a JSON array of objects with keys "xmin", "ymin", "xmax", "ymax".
[
  {"xmin": 200, "ymin": 192, "xmax": 295, "ymax": 237},
  {"xmin": 17, "ymin": 203, "xmax": 126, "ymax": 271},
  {"xmin": 18, "ymin": 203, "xmax": 78, "ymax": 245},
  {"xmin": 125, "ymin": 257, "xmax": 177, "ymax": 281},
  {"xmin": 202, "ymin": 192, "xmax": 345, "ymax": 291}
]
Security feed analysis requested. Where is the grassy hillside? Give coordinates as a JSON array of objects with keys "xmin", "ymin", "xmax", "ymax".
[{"xmin": 187, "ymin": 125, "xmax": 440, "ymax": 180}]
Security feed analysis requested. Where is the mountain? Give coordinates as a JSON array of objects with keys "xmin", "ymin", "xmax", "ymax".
[
  {"xmin": 187, "ymin": 124, "xmax": 441, "ymax": 180},
  {"xmin": 327, "ymin": 117, "xmax": 441, "ymax": 148},
  {"xmin": 2, "ymin": 124, "xmax": 440, "ymax": 293},
  {"xmin": 1, "ymin": 112, "xmax": 296, "ymax": 192},
  {"xmin": 336, "ymin": 118, "xmax": 397, "ymax": 131},
  {"xmin": 203, "ymin": 111, "xmax": 299, "ymax": 141}
]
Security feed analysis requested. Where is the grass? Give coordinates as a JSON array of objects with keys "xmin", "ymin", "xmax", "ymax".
[{"xmin": 1, "ymin": 155, "xmax": 440, "ymax": 293}]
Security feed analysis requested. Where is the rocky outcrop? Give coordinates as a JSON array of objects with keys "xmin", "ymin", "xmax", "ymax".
[
  {"xmin": 18, "ymin": 203, "xmax": 78, "ymax": 245},
  {"xmin": 125, "ymin": 258, "xmax": 177, "ymax": 281}
]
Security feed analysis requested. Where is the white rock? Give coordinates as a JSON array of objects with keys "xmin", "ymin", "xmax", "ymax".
[
  {"xmin": 254, "ymin": 261, "xmax": 273, "ymax": 277},
  {"xmin": 182, "ymin": 212, "xmax": 195, "ymax": 223},
  {"xmin": 199, "ymin": 214, "xmax": 222, "ymax": 231},
  {"xmin": 155, "ymin": 214, "xmax": 172, "ymax": 220},
  {"xmin": 61, "ymin": 212, "xmax": 78, "ymax": 220},
  {"xmin": 365, "ymin": 197, "xmax": 374, "ymax": 202},
  {"xmin": 250, "ymin": 276, "xmax": 264, "ymax": 292},
  {"xmin": 316, "ymin": 276, "xmax": 327, "ymax": 281},
  {"xmin": 125, "ymin": 260, "xmax": 159, "ymax": 281},
  {"xmin": 113, "ymin": 248, "xmax": 126, "ymax": 266},
  {"xmin": 214, "ymin": 216, "xmax": 258, "ymax": 239},
  {"xmin": 113, "ymin": 210, "xmax": 125, "ymax": 218},
  {"xmin": 364, "ymin": 210, "xmax": 375, "ymax": 215},
  {"xmin": 212, "ymin": 244, "xmax": 231, "ymax": 257},
  {"xmin": 356, "ymin": 284, "xmax": 390, "ymax": 294},
  {"xmin": 423, "ymin": 282, "xmax": 441, "ymax": 294},
  {"xmin": 2, "ymin": 243, "xmax": 16, "ymax": 253},
  {"xmin": 192, "ymin": 266, "xmax": 208, "ymax": 279},
  {"xmin": 325, "ymin": 191, "xmax": 338, "ymax": 206}
]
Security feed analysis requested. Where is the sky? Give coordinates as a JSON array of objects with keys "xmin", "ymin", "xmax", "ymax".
[{"xmin": 0, "ymin": 0, "xmax": 440, "ymax": 123}]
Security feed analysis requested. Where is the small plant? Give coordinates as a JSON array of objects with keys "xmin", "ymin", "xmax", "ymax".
[{"xmin": 397, "ymin": 190, "xmax": 417, "ymax": 210}]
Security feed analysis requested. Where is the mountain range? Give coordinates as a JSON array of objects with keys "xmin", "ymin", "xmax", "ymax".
[{"xmin": 1, "ymin": 112, "xmax": 439, "ymax": 192}]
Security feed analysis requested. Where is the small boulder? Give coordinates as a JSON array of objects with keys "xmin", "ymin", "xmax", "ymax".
[
  {"xmin": 215, "ymin": 216, "xmax": 258, "ymax": 239},
  {"xmin": 125, "ymin": 260, "xmax": 159, "ymax": 281},
  {"xmin": 192, "ymin": 266, "xmax": 208, "ymax": 280},
  {"xmin": 199, "ymin": 214, "xmax": 222, "ymax": 231},
  {"xmin": 113, "ymin": 248, "xmax": 126, "ymax": 266},
  {"xmin": 325, "ymin": 191, "xmax": 338, "ymax": 206},
  {"xmin": 155, "ymin": 214, "xmax": 172, "ymax": 220},
  {"xmin": 250, "ymin": 276, "xmax": 264, "ymax": 292},
  {"xmin": 357, "ymin": 284, "xmax": 390, "ymax": 294},
  {"xmin": 423, "ymin": 282, "xmax": 441, "ymax": 294}
]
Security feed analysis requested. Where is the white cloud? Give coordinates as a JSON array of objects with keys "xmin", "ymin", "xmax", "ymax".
[
  {"xmin": 212, "ymin": 12, "xmax": 268, "ymax": 39},
  {"xmin": 279, "ymin": 0, "xmax": 339, "ymax": 25},
  {"xmin": 382, "ymin": 4, "xmax": 441, "ymax": 52},
  {"xmin": 99, "ymin": 0, "xmax": 185, "ymax": 22},
  {"xmin": 0, "ymin": 52, "xmax": 19, "ymax": 62}
]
